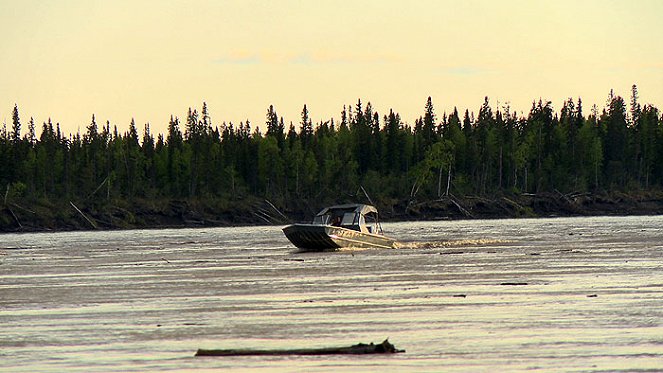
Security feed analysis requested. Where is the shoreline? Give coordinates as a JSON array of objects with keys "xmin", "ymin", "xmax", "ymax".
[{"xmin": 3, "ymin": 191, "xmax": 663, "ymax": 234}]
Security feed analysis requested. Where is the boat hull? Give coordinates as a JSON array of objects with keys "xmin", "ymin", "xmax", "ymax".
[{"xmin": 282, "ymin": 224, "xmax": 395, "ymax": 251}]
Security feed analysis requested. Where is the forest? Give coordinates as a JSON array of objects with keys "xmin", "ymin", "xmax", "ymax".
[{"xmin": 2, "ymin": 85, "xmax": 663, "ymax": 231}]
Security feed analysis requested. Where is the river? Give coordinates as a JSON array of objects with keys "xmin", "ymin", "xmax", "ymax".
[{"xmin": 1, "ymin": 216, "xmax": 662, "ymax": 372}]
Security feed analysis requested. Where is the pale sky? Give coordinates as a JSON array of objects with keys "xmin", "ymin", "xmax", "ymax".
[{"xmin": 1, "ymin": 0, "xmax": 662, "ymax": 136}]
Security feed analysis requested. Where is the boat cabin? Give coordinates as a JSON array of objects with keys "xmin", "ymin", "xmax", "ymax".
[{"xmin": 312, "ymin": 204, "xmax": 383, "ymax": 234}]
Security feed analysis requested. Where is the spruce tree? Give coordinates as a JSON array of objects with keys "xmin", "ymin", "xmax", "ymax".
[
  {"xmin": 11, "ymin": 104, "xmax": 21, "ymax": 144},
  {"xmin": 300, "ymin": 104, "xmax": 313, "ymax": 148}
]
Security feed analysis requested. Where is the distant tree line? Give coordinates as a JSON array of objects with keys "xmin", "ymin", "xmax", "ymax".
[{"xmin": 1, "ymin": 86, "xmax": 662, "ymax": 210}]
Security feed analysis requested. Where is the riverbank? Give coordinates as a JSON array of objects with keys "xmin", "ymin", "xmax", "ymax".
[
  {"xmin": 398, "ymin": 190, "xmax": 663, "ymax": 221},
  {"xmin": 3, "ymin": 191, "xmax": 663, "ymax": 233}
]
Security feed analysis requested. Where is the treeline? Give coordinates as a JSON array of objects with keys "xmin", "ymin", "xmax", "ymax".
[{"xmin": 1, "ymin": 86, "xmax": 662, "ymax": 214}]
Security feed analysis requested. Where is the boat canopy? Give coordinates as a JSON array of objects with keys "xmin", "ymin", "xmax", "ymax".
[{"xmin": 315, "ymin": 204, "xmax": 379, "ymax": 217}]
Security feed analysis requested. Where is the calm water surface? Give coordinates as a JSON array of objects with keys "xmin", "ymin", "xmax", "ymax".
[{"xmin": 1, "ymin": 216, "xmax": 662, "ymax": 372}]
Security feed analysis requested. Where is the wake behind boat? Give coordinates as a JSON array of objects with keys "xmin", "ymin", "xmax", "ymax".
[{"xmin": 282, "ymin": 204, "xmax": 395, "ymax": 251}]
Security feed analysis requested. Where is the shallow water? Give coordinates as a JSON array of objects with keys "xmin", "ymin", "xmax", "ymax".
[{"xmin": 1, "ymin": 216, "xmax": 662, "ymax": 372}]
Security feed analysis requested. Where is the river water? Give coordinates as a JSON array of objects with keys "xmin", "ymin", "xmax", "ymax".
[{"xmin": 1, "ymin": 216, "xmax": 662, "ymax": 372}]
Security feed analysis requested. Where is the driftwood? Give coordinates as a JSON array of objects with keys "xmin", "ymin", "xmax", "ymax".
[
  {"xmin": 195, "ymin": 338, "xmax": 404, "ymax": 357},
  {"xmin": 264, "ymin": 199, "xmax": 290, "ymax": 223},
  {"xmin": 447, "ymin": 195, "xmax": 473, "ymax": 218},
  {"xmin": 4, "ymin": 207, "xmax": 22, "ymax": 228},
  {"xmin": 3, "ymin": 184, "xmax": 22, "ymax": 229},
  {"xmin": 10, "ymin": 202, "xmax": 36, "ymax": 214},
  {"xmin": 69, "ymin": 201, "xmax": 98, "ymax": 229},
  {"xmin": 252, "ymin": 200, "xmax": 290, "ymax": 225},
  {"xmin": 252, "ymin": 210, "xmax": 272, "ymax": 224},
  {"xmin": 501, "ymin": 197, "xmax": 524, "ymax": 210}
]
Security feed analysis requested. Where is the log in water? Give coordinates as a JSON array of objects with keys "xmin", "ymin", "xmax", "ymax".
[{"xmin": 195, "ymin": 339, "xmax": 404, "ymax": 356}]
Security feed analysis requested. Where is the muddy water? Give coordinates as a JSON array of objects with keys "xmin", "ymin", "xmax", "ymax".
[{"xmin": 1, "ymin": 216, "xmax": 661, "ymax": 372}]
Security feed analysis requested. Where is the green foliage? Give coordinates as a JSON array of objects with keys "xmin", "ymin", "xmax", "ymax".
[
  {"xmin": 2, "ymin": 90, "xmax": 662, "ymax": 215},
  {"xmin": 6, "ymin": 182, "xmax": 27, "ymax": 200}
]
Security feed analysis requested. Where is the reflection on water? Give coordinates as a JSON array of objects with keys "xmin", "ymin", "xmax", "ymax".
[{"xmin": 1, "ymin": 216, "xmax": 662, "ymax": 372}]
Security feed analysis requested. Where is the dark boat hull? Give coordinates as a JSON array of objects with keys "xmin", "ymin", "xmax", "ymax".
[{"xmin": 282, "ymin": 224, "xmax": 395, "ymax": 251}]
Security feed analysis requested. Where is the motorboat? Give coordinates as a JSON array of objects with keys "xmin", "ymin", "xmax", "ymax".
[{"xmin": 282, "ymin": 204, "xmax": 395, "ymax": 251}]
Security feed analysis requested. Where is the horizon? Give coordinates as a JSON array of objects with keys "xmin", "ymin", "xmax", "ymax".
[
  {"xmin": 1, "ymin": 88, "xmax": 654, "ymax": 139},
  {"xmin": 1, "ymin": 1, "xmax": 662, "ymax": 136}
]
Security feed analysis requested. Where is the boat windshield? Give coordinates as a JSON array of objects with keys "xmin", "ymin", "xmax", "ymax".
[
  {"xmin": 313, "ymin": 207, "xmax": 356, "ymax": 227},
  {"xmin": 312, "ymin": 214, "xmax": 330, "ymax": 225},
  {"xmin": 312, "ymin": 211, "xmax": 380, "ymax": 234}
]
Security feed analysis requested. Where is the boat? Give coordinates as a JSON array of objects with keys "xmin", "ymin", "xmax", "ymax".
[{"xmin": 282, "ymin": 204, "xmax": 395, "ymax": 251}]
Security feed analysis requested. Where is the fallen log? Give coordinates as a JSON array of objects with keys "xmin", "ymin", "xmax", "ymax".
[
  {"xmin": 195, "ymin": 338, "xmax": 404, "ymax": 357},
  {"xmin": 447, "ymin": 195, "xmax": 473, "ymax": 218},
  {"xmin": 4, "ymin": 207, "xmax": 22, "ymax": 229},
  {"xmin": 70, "ymin": 201, "xmax": 98, "ymax": 229},
  {"xmin": 264, "ymin": 199, "xmax": 291, "ymax": 223}
]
